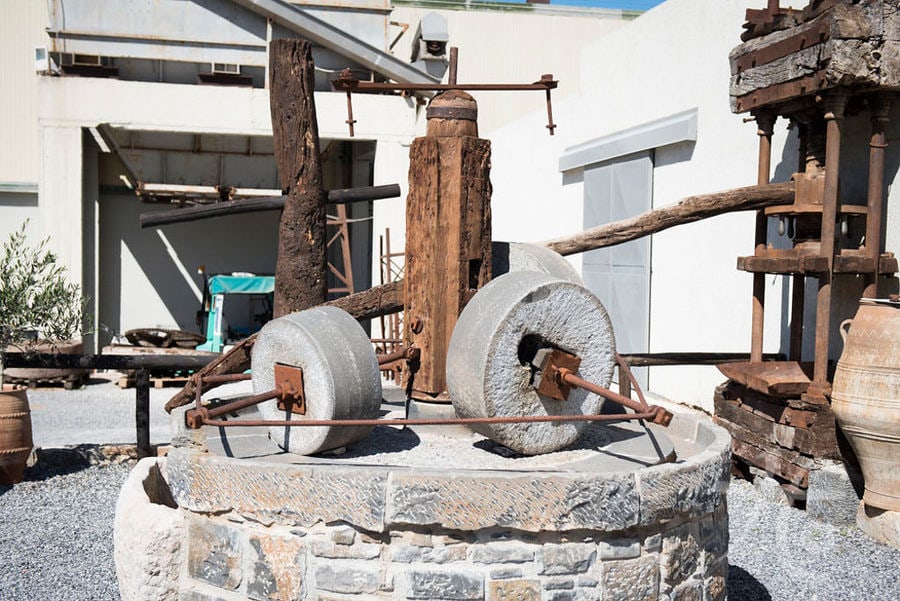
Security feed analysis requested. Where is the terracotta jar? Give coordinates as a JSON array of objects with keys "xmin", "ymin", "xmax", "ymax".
[
  {"xmin": 0, "ymin": 389, "xmax": 33, "ymax": 484},
  {"xmin": 832, "ymin": 299, "xmax": 900, "ymax": 511}
]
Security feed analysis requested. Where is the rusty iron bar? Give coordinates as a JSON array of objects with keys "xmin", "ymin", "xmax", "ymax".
[
  {"xmin": 543, "ymin": 74, "xmax": 557, "ymax": 135},
  {"xmin": 332, "ymin": 67, "xmax": 558, "ymax": 136},
  {"xmin": 345, "ymin": 89, "xmax": 357, "ymax": 137},
  {"xmin": 201, "ymin": 373, "xmax": 253, "ymax": 384},
  {"xmin": 614, "ymin": 353, "xmax": 647, "ymax": 408},
  {"xmin": 196, "ymin": 410, "xmax": 662, "ymax": 429},
  {"xmin": 864, "ymin": 96, "xmax": 892, "ymax": 297},
  {"xmin": 555, "ymin": 368, "xmax": 672, "ymax": 426},
  {"xmin": 186, "ymin": 388, "xmax": 282, "ymax": 429},
  {"xmin": 448, "ymin": 46, "xmax": 458, "ymax": 86},
  {"xmin": 376, "ymin": 346, "xmax": 419, "ymax": 366}
]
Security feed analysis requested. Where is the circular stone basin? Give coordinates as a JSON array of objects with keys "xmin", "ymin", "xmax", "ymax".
[{"xmin": 115, "ymin": 393, "xmax": 731, "ymax": 601}]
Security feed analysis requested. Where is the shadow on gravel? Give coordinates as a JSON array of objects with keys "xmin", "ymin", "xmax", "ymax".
[{"xmin": 728, "ymin": 565, "xmax": 773, "ymax": 601}]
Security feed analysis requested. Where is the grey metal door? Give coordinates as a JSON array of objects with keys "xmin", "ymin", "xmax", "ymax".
[{"xmin": 581, "ymin": 151, "xmax": 652, "ymax": 387}]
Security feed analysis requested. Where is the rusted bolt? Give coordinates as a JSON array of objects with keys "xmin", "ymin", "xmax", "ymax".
[{"xmin": 411, "ymin": 318, "xmax": 424, "ymax": 334}]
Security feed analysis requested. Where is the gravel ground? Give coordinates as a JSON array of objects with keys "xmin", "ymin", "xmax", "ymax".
[{"xmin": 2, "ymin": 459, "xmax": 899, "ymax": 601}]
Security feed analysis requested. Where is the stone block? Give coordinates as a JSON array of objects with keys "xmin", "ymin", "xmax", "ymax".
[
  {"xmin": 180, "ymin": 588, "xmax": 231, "ymax": 601},
  {"xmin": 636, "ymin": 447, "xmax": 730, "ymax": 525},
  {"xmin": 540, "ymin": 543, "xmax": 595, "ymax": 575},
  {"xmin": 752, "ymin": 473, "xmax": 791, "ymax": 506},
  {"xmin": 543, "ymin": 578, "xmax": 575, "ymax": 590},
  {"xmin": 386, "ymin": 471, "xmax": 639, "ymax": 532},
  {"xmin": 469, "ymin": 542, "xmax": 535, "ymax": 564},
  {"xmin": 114, "ymin": 458, "xmax": 187, "ymax": 601},
  {"xmin": 661, "ymin": 529, "xmax": 700, "ymax": 585},
  {"xmin": 598, "ymin": 539, "xmax": 640, "ymax": 560},
  {"xmin": 807, "ymin": 461, "xmax": 861, "ymax": 528},
  {"xmin": 423, "ymin": 545, "xmax": 467, "ymax": 563},
  {"xmin": 406, "ymin": 569, "xmax": 484, "ymax": 600},
  {"xmin": 315, "ymin": 564, "xmax": 381, "ymax": 595},
  {"xmin": 856, "ymin": 502, "xmax": 900, "ymax": 551},
  {"xmin": 599, "ymin": 556, "xmax": 659, "ymax": 601},
  {"xmin": 488, "ymin": 579, "xmax": 540, "ymax": 601},
  {"xmin": 643, "ymin": 533, "xmax": 661, "ymax": 554},
  {"xmin": 390, "ymin": 545, "xmax": 423, "ymax": 563},
  {"xmin": 331, "ymin": 526, "xmax": 356, "ymax": 546},
  {"xmin": 187, "ymin": 519, "xmax": 242, "ymax": 591},
  {"xmin": 167, "ymin": 450, "xmax": 388, "ymax": 532},
  {"xmin": 247, "ymin": 533, "xmax": 305, "ymax": 601},
  {"xmin": 490, "ymin": 568, "xmax": 523, "ymax": 580},
  {"xmin": 670, "ymin": 581, "xmax": 702, "ymax": 601},
  {"xmin": 310, "ymin": 539, "xmax": 381, "ymax": 559}
]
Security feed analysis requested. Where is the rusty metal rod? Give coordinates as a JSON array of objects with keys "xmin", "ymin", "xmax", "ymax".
[
  {"xmin": 334, "ymin": 81, "xmax": 557, "ymax": 93},
  {"xmin": 448, "ymin": 46, "xmax": 458, "ymax": 86},
  {"xmin": 557, "ymin": 368, "xmax": 672, "ymax": 426},
  {"xmin": 201, "ymin": 373, "xmax": 253, "ymax": 384},
  {"xmin": 376, "ymin": 346, "xmax": 414, "ymax": 366},
  {"xmin": 197, "ymin": 411, "xmax": 661, "ymax": 429},
  {"xmin": 614, "ymin": 353, "xmax": 647, "ymax": 408},
  {"xmin": 203, "ymin": 388, "xmax": 281, "ymax": 420}
]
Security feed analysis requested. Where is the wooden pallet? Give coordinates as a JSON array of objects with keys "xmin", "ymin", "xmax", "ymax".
[{"xmin": 4, "ymin": 372, "xmax": 89, "ymax": 390}]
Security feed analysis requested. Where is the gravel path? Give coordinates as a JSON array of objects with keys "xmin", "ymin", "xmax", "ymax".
[{"xmin": 1, "ymin": 460, "xmax": 899, "ymax": 601}]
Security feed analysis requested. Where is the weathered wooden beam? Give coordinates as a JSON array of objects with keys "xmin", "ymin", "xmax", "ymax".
[
  {"xmin": 139, "ymin": 184, "xmax": 402, "ymax": 229},
  {"xmin": 542, "ymin": 181, "xmax": 795, "ymax": 256},
  {"xmin": 270, "ymin": 38, "xmax": 327, "ymax": 318}
]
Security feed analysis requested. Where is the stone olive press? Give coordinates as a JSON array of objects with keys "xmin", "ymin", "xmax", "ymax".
[{"xmin": 217, "ymin": 89, "xmax": 675, "ymax": 458}]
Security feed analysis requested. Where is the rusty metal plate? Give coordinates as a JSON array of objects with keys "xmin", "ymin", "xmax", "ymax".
[
  {"xmin": 534, "ymin": 349, "xmax": 582, "ymax": 402},
  {"xmin": 275, "ymin": 362, "xmax": 306, "ymax": 415}
]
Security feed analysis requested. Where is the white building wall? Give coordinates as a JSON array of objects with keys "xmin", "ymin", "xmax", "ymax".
[
  {"xmin": 489, "ymin": 0, "xmax": 793, "ymax": 412},
  {"xmin": 0, "ymin": 0, "xmax": 49, "ymax": 242},
  {"xmin": 389, "ymin": 3, "xmax": 630, "ymax": 137}
]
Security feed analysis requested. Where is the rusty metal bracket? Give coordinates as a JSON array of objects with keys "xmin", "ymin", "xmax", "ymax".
[
  {"xmin": 534, "ymin": 348, "xmax": 581, "ymax": 401},
  {"xmin": 331, "ymin": 47, "xmax": 558, "ymax": 137},
  {"xmin": 532, "ymin": 349, "xmax": 673, "ymax": 427},
  {"xmin": 275, "ymin": 363, "xmax": 306, "ymax": 415}
]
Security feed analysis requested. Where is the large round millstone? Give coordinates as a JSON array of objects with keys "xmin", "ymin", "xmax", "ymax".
[
  {"xmin": 251, "ymin": 306, "xmax": 382, "ymax": 455},
  {"xmin": 492, "ymin": 241, "xmax": 583, "ymax": 285},
  {"xmin": 447, "ymin": 271, "xmax": 616, "ymax": 455}
]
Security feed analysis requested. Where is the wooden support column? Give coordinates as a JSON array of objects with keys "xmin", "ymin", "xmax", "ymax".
[
  {"xmin": 864, "ymin": 95, "xmax": 892, "ymax": 298},
  {"xmin": 751, "ymin": 111, "xmax": 776, "ymax": 363},
  {"xmin": 404, "ymin": 90, "xmax": 492, "ymax": 401},
  {"xmin": 812, "ymin": 93, "xmax": 846, "ymax": 391},
  {"xmin": 269, "ymin": 39, "xmax": 327, "ymax": 318}
]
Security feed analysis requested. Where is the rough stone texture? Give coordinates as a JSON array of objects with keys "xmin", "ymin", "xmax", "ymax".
[
  {"xmin": 540, "ymin": 543, "xmax": 596, "ymax": 575},
  {"xmin": 807, "ymin": 460, "xmax": 861, "ymax": 527},
  {"xmin": 166, "ymin": 449, "xmax": 388, "ymax": 532},
  {"xmin": 406, "ymin": 570, "xmax": 484, "ymax": 600},
  {"xmin": 729, "ymin": 0, "xmax": 900, "ymax": 111},
  {"xmin": 114, "ymin": 458, "xmax": 186, "ymax": 601},
  {"xmin": 248, "ymin": 533, "xmax": 305, "ymax": 601},
  {"xmin": 187, "ymin": 519, "xmax": 243, "ymax": 591},
  {"xmin": 386, "ymin": 471, "xmax": 639, "ymax": 532},
  {"xmin": 488, "ymin": 579, "xmax": 540, "ymax": 601},
  {"xmin": 856, "ymin": 502, "xmax": 900, "ymax": 550},
  {"xmin": 635, "ymin": 444, "xmax": 731, "ymax": 525},
  {"xmin": 751, "ymin": 473, "xmax": 792, "ymax": 506},
  {"xmin": 446, "ymin": 271, "xmax": 616, "ymax": 455},
  {"xmin": 122, "ymin": 399, "xmax": 731, "ymax": 601},
  {"xmin": 599, "ymin": 555, "xmax": 659, "ymax": 601},
  {"xmin": 491, "ymin": 242, "xmax": 583, "ymax": 285},
  {"xmin": 315, "ymin": 564, "xmax": 381, "ymax": 595},
  {"xmin": 251, "ymin": 307, "xmax": 382, "ymax": 455}
]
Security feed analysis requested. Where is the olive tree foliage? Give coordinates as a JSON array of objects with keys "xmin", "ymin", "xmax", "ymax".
[{"xmin": 0, "ymin": 221, "xmax": 88, "ymax": 385}]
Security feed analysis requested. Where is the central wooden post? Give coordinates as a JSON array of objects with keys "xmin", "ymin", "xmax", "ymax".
[
  {"xmin": 269, "ymin": 39, "xmax": 327, "ymax": 318},
  {"xmin": 404, "ymin": 90, "xmax": 492, "ymax": 402}
]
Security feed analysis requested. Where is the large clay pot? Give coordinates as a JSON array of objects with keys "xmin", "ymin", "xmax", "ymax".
[
  {"xmin": 832, "ymin": 299, "xmax": 900, "ymax": 511},
  {"xmin": 0, "ymin": 388, "xmax": 33, "ymax": 484}
]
